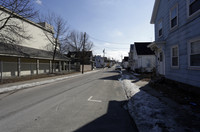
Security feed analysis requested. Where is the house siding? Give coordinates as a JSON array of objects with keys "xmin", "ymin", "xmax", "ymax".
[
  {"xmin": 138, "ymin": 55, "xmax": 156, "ymax": 72},
  {"xmin": 0, "ymin": 10, "xmax": 54, "ymax": 51},
  {"xmin": 0, "ymin": 8, "xmax": 71, "ymax": 80},
  {"xmin": 129, "ymin": 44, "xmax": 155, "ymax": 72},
  {"xmin": 154, "ymin": 0, "xmax": 200, "ymax": 87}
]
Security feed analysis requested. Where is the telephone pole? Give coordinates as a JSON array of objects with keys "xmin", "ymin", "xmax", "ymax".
[
  {"xmin": 103, "ymin": 49, "xmax": 105, "ymax": 58},
  {"xmin": 82, "ymin": 32, "xmax": 86, "ymax": 74},
  {"xmin": 103, "ymin": 49, "xmax": 105, "ymax": 68}
]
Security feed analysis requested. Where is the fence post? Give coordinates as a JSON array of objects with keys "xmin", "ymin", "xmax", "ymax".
[
  {"xmin": 69, "ymin": 61, "xmax": 71, "ymax": 71},
  {"xmin": 17, "ymin": 58, "xmax": 21, "ymax": 77},
  {"xmin": 49, "ymin": 60, "xmax": 52, "ymax": 73},
  {"xmin": 59, "ymin": 61, "xmax": 62, "ymax": 72},
  {"xmin": 64, "ymin": 61, "xmax": 66, "ymax": 71},
  {"xmin": 29, "ymin": 62, "xmax": 31, "ymax": 75},
  {"xmin": 0, "ymin": 60, "xmax": 3, "ymax": 83},
  {"xmin": 36, "ymin": 59, "xmax": 39, "ymax": 75}
]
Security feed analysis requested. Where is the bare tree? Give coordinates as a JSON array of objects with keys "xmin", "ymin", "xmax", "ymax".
[
  {"xmin": 63, "ymin": 31, "xmax": 93, "ymax": 74},
  {"xmin": 0, "ymin": 0, "xmax": 38, "ymax": 44},
  {"xmin": 38, "ymin": 12, "xmax": 69, "ymax": 72},
  {"xmin": 62, "ymin": 30, "xmax": 93, "ymax": 53}
]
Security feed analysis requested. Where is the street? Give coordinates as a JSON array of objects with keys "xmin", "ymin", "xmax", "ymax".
[{"xmin": 0, "ymin": 68, "xmax": 137, "ymax": 132}]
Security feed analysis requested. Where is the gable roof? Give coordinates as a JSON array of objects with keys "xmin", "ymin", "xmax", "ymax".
[
  {"xmin": 123, "ymin": 57, "xmax": 129, "ymax": 61},
  {"xmin": 150, "ymin": 0, "xmax": 160, "ymax": 24},
  {"xmin": 135, "ymin": 42, "xmax": 154, "ymax": 55}
]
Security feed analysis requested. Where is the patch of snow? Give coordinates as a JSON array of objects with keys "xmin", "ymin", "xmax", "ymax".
[
  {"xmin": 120, "ymin": 75, "xmax": 187, "ymax": 132},
  {"xmin": 0, "ymin": 70, "xmax": 98, "ymax": 93},
  {"xmin": 133, "ymin": 73, "xmax": 140, "ymax": 76}
]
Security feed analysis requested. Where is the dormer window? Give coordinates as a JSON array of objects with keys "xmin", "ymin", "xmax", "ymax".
[
  {"xmin": 188, "ymin": 0, "xmax": 200, "ymax": 16},
  {"xmin": 158, "ymin": 20, "xmax": 163, "ymax": 37},
  {"xmin": 170, "ymin": 5, "xmax": 178, "ymax": 29}
]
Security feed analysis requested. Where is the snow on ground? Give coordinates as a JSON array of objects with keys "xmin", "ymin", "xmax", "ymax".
[
  {"xmin": 0, "ymin": 70, "xmax": 98, "ymax": 94},
  {"xmin": 120, "ymin": 74, "xmax": 187, "ymax": 132}
]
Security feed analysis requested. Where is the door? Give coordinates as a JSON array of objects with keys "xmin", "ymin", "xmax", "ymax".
[{"xmin": 158, "ymin": 51, "xmax": 165, "ymax": 75}]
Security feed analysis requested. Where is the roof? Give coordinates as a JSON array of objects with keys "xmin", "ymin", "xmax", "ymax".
[
  {"xmin": 124, "ymin": 57, "xmax": 129, "ymax": 61},
  {"xmin": 0, "ymin": 42, "xmax": 69, "ymax": 61},
  {"xmin": 67, "ymin": 51, "xmax": 93, "ymax": 58},
  {"xmin": 135, "ymin": 42, "xmax": 154, "ymax": 55},
  {"xmin": 150, "ymin": 0, "xmax": 160, "ymax": 24}
]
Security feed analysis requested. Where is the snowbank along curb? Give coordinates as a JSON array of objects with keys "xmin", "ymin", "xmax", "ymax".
[
  {"xmin": 120, "ymin": 73, "xmax": 191, "ymax": 132},
  {"xmin": 0, "ymin": 70, "xmax": 99, "ymax": 94}
]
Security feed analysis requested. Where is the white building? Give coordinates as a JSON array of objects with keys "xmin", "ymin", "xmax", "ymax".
[
  {"xmin": 122, "ymin": 57, "xmax": 129, "ymax": 69},
  {"xmin": 129, "ymin": 42, "xmax": 155, "ymax": 72},
  {"xmin": 0, "ymin": 6, "xmax": 70, "ymax": 79},
  {"xmin": 94, "ymin": 56, "xmax": 104, "ymax": 68}
]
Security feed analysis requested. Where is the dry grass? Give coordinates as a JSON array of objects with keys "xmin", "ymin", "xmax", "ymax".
[{"xmin": 149, "ymin": 78, "xmax": 200, "ymax": 113}]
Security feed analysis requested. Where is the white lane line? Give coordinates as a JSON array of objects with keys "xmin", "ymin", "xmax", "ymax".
[
  {"xmin": 88, "ymin": 96, "xmax": 93, "ymax": 101},
  {"xmin": 87, "ymin": 96, "xmax": 102, "ymax": 103}
]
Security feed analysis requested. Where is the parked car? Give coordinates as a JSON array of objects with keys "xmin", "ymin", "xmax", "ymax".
[{"xmin": 115, "ymin": 65, "xmax": 122, "ymax": 71}]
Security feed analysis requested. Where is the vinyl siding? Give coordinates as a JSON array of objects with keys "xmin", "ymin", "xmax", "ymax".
[
  {"xmin": 154, "ymin": 0, "xmax": 200, "ymax": 87},
  {"xmin": 0, "ymin": 10, "xmax": 54, "ymax": 51}
]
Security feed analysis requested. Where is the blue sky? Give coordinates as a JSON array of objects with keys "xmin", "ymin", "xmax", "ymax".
[{"xmin": 35, "ymin": 0, "xmax": 155, "ymax": 61}]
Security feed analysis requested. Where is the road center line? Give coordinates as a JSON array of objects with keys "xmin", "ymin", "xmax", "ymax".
[{"xmin": 87, "ymin": 96, "xmax": 102, "ymax": 103}]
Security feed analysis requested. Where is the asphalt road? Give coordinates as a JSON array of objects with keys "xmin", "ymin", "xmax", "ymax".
[{"xmin": 0, "ymin": 68, "xmax": 137, "ymax": 132}]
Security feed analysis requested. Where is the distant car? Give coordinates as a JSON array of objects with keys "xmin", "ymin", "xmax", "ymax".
[{"xmin": 115, "ymin": 65, "xmax": 122, "ymax": 71}]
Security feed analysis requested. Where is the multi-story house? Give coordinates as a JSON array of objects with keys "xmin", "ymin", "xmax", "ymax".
[
  {"xmin": 0, "ymin": 6, "xmax": 70, "ymax": 79},
  {"xmin": 149, "ymin": 0, "xmax": 200, "ymax": 87}
]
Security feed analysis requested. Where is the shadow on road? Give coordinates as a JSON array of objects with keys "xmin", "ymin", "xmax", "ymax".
[
  {"xmin": 99, "ymin": 74, "xmax": 120, "ymax": 81},
  {"xmin": 74, "ymin": 100, "xmax": 138, "ymax": 132}
]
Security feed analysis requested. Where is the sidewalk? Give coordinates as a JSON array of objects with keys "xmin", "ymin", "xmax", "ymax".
[
  {"xmin": 0, "ymin": 70, "xmax": 99, "ymax": 94},
  {"xmin": 120, "ymin": 71, "xmax": 200, "ymax": 132}
]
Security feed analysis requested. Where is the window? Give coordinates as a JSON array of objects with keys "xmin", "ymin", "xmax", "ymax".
[
  {"xmin": 170, "ymin": 5, "xmax": 178, "ymax": 29},
  {"xmin": 158, "ymin": 20, "xmax": 163, "ymax": 37},
  {"xmin": 189, "ymin": 39, "xmax": 200, "ymax": 67},
  {"xmin": 171, "ymin": 46, "xmax": 179, "ymax": 67},
  {"xmin": 188, "ymin": 0, "xmax": 200, "ymax": 16},
  {"xmin": 159, "ymin": 52, "xmax": 163, "ymax": 62}
]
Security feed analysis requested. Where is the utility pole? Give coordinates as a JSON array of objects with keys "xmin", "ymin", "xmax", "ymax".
[
  {"xmin": 103, "ymin": 49, "xmax": 105, "ymax": 68},
  {"xmin": 103, "ymin": 49, "xmax": 105, "ymax": 58},
  {"xmin": 82, "ymin": 32, "xmax": 86, "ymax": 74}
]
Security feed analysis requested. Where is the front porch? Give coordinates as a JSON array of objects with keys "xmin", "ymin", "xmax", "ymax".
[{"xmin": 148, "ymin": 41, "xmax": 166, "ymax": 76}]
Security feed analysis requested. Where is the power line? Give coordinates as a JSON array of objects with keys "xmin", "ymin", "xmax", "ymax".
[
  {"xmin": 94, "ymin": 45, "xmax": 129, "ymax": 51},
  {"xmin": 89, "ymin": 35, "xmax": 131, "ymax": 45},
  {"xmin": 35, "ymin": 2, "xmax": 132, "ymax": 46}
]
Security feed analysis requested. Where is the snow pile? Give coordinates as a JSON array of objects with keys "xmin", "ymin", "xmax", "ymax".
[
  {"xmin": 120, "ymin": 75, "xmax": 186, "ymax": 132},
  {"xmin": 0, "ymin": 70, "xmax": 98, "ymax": 93}
]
